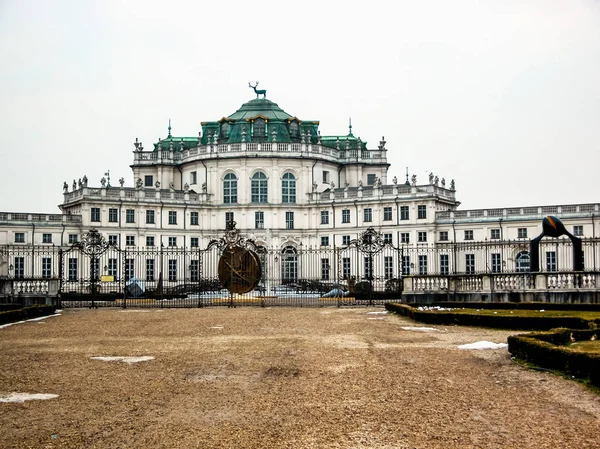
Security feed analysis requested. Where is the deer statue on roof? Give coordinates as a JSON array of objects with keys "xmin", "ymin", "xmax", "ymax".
[{"xmin": 249, "ymin": 81, "xmax": 267, "ymax": 99}]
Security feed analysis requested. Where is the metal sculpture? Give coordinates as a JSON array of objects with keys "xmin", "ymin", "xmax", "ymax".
[
  {"xmin": 530, "ymin": 216, "xmax": 583, "ymax": 272},
  {"xmin": 248, "ymin": 81, "xmax": 267, "ymax": 99},
  {"xmin": 211, "ymin": 221, "xmax": 262, "ymax": 294}
]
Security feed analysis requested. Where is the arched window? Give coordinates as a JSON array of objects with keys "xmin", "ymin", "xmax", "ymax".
[
  {"xmin": 223, "ymin": 173, "xmax": 237, "ymax": 204},
  {"xmin": 251, "ymin": 172, "xmax": 268, "ymax": 203},
  {"xmin": 516, "ymin": 251, "xmax": 530, "ymax": 272},
  {"xmin": 220, "ymin": 122, "xmax": 229, "ymax": 138},
  {"xmin": 282, "ymin": 246, "xmax": 298, "ymax": 283},
  {"xmin": 282, "ymin": 173, "xmax": 296, "ymax": 203},
  {"xmin": 253, "ymin": 118, "xmax": 266, "ymax": 139}
]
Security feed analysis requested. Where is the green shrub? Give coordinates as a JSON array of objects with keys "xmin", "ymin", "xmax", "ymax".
[
  {"xmin": 508, "ymin": 329, "xmax": 600, "ymax": 387},
  {"xmin": 0, "ymin": 305, "xmax": 57, "ymax": 326}
]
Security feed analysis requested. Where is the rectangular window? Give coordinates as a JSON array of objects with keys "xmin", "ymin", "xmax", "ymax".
[
  {"xmin": 191, "ymin": 171, "xmax": 197, "ymax": 185},
  {"xmin": 464, "ymin": 230, "xmax": 474, "ymax": 241},
  {"xmin": 383, "ymin": 206, "xmax": 392, "ymax": 221},
  {"xmin": 342, "ymin": 257, "xmax": 351, "ymax": 279},
  {"xmin": 417, "ymin": 205, "xmax": 427, "ymax": 219},
  {"xmin": 418, "ymin": 231, "xmax": 427, "ymax": 243},
  {"xmin": 41, "ymin": 257, "xmax": 52, "ymax": 279},
  {"xmin": 168, "ymin": 211, "xmax": 177, "ymax": 225},
  {"xmin": 491, "ymin": 253, "xmax": 501, "ymax": 273},
  {"xmin": 144, "ymin": 175, "xmax": 153, "ymax": 187},
  {"xmin": 363, "ymin": 208, "xmax": 372, "ymax": 223},
  {"xmin": 384, "ymin": 233, "xmax": 392, "ymax": 244},
  {"xmin": 125, "ymin": 259, "xmax": 134, "ymax": 281},
  {"xmin": 320, "ymin": 258, "xmax": 330, "ymax": 281},
  {"xmin": 91, "ymin": 207, "xmax": 100, "ymax": 222},
  {"xmin": 490, "ymin": 229, "xmax": 501, "ymax": 240},
  {"xmin": 108, "ymin": 235, "xmax": 118, "ymax": 246},
  {"xmin": 14, "ymin": 232, "xmax": 25, "ymax": 243},
  {"xmin": 108, "ymin": 258, "xmax": 118, "ymax": 278},
  {"xmin": 14, "ymin": 256, "xmax": 25, "ymax": 279},
  {"xmin": 400, "ymin": 206, "xmax": 409, "ymax": 220},
  {"xmin": 190, "ymin": 259, "xmax": 199, "ymax": 282},
  {"xmin": 146, "ymin": 259, "xmax": 155, "ymax": 281},
  {"xmin": 342, "ymin": 209, "xmax": 350, "ymax": 224},
  {"xmin": 68, "ymin": 234, "xmax": 78, "ymax": 244},
  {"xmin": 190, "ymin": 211, "xmax": 199, "ymax": 226},
  {"xmin": 364, "ymin": 257, "xmax": 373, "ymax": 280},
  {"xmin": 255, "ymin": 211, "xmax": 264, "ymax": 229},
  {"xmin": 168, "ymin": 259, "xmax": 177, "ymax": 281},
  {"xmin": 321, "ymin": 236, "xmax": 329, "ymax": 247},
  {"xmin": 286, "ymin": 211, "xmax": 294, "ymax": 230},
  {"xmin": 168, "ymin": 237, "xmax": 177, "ymax": 247},
  {"xmin": 440, "ymin": 254, "xmax": 449, "ymax": 275},
  {"xmin": 146, "ymin": 236, "xmax": 154, "ymax": 247},
  {"xmin": 439, "ymin": 231, "xmax": 448, "ymax": 241},
  {"xmin": 225, "ymin": 212, "xmax": 234, "ymax": 228},
  {"xmin": 466, "ymin": 254, "xmax": 475, "ymax": 274},
  {"xmin": 146, "ymin": 210, "xmax": 155, "ymax": 224},
  {"xmin": 42, "ymin": 233, "xmax": 52, "ymax": 244},
  {"xmin": 367, "ymin": 174, "xmax": 376, "ymax": 186},
  {"xmin": 126, "ymin": 209, "xmax": 135, "ymax": 223},
  {"xmin": 402, "ymin": 256, "xmax": 410, "ymax": 276},
  {"xmin": 384, "ymin": 256, "xmax": 393, "ymax": 279},
  {"xmin": 126, "ymin": 235, "xmax": 135, "ymax": 246},
  {"xmin": 68, "ymin": 258, "xmax": 78, "ymax": 281},
  {"xmin": 400, "ymin": 232, "xmax": 410, "ymax": 244},
  {"xmin": 321, "ymin": 211, "xmax": 329, "ymax": 225},
  {"xmin": 546, "ymin": 251, "xmax": 557, "ymax": 272},
  {"xmin": 573, "ymin": 225, "xmax": 583, "ymax": 237},
  {"xmin": 108, "ymin": 208, "xmax": 118, "ymax": 223},
  {"xmin": 322, "ymin": 171, "xmax": 329, "ymax": 183},
  {"xmin": 190, "ymin": 237, "xmax": 199, "ymax": 247},
  {"xmin": 418, "ymin": 255, "xmax": 428, "ymax": 275},
  {"xmin": 342, "ymin": 235, "xmax": 351, "ymax": 246},
  {"xmin": 518, "ymin": 228, "xmax": 528, "ymax": 239}
]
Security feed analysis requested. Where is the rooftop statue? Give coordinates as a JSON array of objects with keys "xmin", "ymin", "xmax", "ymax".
[{"xmin": 248, "ymin": 81, "xmax": 267, "ymax": 99}]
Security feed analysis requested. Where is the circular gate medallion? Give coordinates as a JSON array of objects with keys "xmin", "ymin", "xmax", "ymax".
[{"xmin": 218, "ymin": 246, "xmax": 262, "ymax": 294}]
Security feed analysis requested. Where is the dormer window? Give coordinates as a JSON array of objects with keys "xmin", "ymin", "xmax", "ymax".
[
  {"xmin": 289, "ymin": 120, "xmax": 299, "ymax": 138},
  {"xmin": 220, "ymin": 121, "xmax": 229, "ymax": 138},
  {"xmin": 253, "ymin": 118, "xmax": 266, "ymax": 138}
]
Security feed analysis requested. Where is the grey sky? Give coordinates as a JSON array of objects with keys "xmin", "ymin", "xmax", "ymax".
[{"xmin": 1, "ymin": 0, "xmax": 598, "ymax": 213}]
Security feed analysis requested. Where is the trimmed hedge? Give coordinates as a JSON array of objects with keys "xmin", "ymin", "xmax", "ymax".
[
  {"xmin": 385, "ymin": 302, "xmax": 596, "ymax": 331},
  {"xmin": 0, "ymin": 305, "xmax": 57, "ymax": 326},
  {"xmin": 508, "ymin": 329, "xmax": 600, "ymax": 387},
  {"xmin": 411, "ymin": 302, "xmax": 600, "ymax": 312},
  {"xmin": 0, "ymin": 304, "xmax": 24, "ymax": 312}
]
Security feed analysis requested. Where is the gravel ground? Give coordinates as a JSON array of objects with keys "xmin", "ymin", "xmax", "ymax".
[{"xmin": 0, "ymin": 307, "xmax": 599, "ymax": 449}]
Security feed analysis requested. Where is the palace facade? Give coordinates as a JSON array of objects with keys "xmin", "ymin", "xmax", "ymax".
[{"xmin": 0, "ymin": 91, "xmax": 598, "ymax": 281}]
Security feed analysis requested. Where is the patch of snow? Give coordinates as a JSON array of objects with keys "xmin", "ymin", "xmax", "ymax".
[
  {"xmin": 366, "ymin": 311, "xmax": 388, "ymax": 315},
  {"xmin": 210, "ymin": 326, "xmax": 224, "ymax": 329},
  {"xmin": 401, "ymin": 326, "xmax": 439, "ymax": 332},
  {"xmin": 90, "ymin": 356, "xmax": 154, "ymax": 364},
  {"xmin": 417, "ymin": 306, "xmax": 461, "ymax": 312},
  {"xmin": 0, "ymin": 393, "xmax": 59, "ymax": 403},
  {"xmin": 539, "ymin": 310, "xmax": 545, "ymax": 312},
  {"xmin": 367, "ymin": 317, "xmax": 386, "ymax": 320},
  {"xmin": 457, "ymin": 341, "xmax": 508, "ymax": 350}
]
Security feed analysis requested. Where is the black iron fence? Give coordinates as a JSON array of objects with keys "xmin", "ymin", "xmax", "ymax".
[{"xmin": 1, "ymin": 234, "xmax": 599, "ymax": 307}]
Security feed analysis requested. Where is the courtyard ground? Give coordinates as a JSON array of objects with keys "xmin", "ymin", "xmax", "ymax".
[{"xmin": 0, "ymin": 307, "xmax": 599, "ymax": 449}]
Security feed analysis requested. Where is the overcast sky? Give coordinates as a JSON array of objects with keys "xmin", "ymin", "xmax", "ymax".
[{"xmin": 0, "ymin": 0, "xmax": 598, "ymax": 213}]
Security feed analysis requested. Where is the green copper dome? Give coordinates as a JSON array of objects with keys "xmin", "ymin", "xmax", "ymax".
[{"xmin": 227, "ymin": 98, "xmax": 292, "ymax": 121}]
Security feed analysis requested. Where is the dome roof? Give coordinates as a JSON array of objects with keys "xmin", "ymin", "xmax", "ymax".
[{"xmin": 227, "ymin": 98, "xmax": 292, "ymax": 121}]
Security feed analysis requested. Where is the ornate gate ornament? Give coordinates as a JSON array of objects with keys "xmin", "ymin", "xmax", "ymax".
[
  {"xmin": 348, "ymin": 227, "xmax": 389, "ymax": 254},
  {"xmin": 212, "ymin": 221, "xmax": 263, "ymax": 294},
  {"xmin": 74, "ymin": 229, "xmax": 115, "ymax": 257}
]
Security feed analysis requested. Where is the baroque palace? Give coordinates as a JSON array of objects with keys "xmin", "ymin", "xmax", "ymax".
[{"xmin": 0, "ymin": 88, "xmax": 598, "ymax": 287}]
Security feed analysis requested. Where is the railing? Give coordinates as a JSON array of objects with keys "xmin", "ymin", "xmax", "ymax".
[
  {"xmin": 132, "ymin": 143, "xmax": 388, "ymax": 165},
  {"xmin": 436, "ymin": 203, "xmax": 599, "ymax": 220},
  {"xmin": 0, "ymin": 213, "xmax": 82, "ymax": 224}
]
